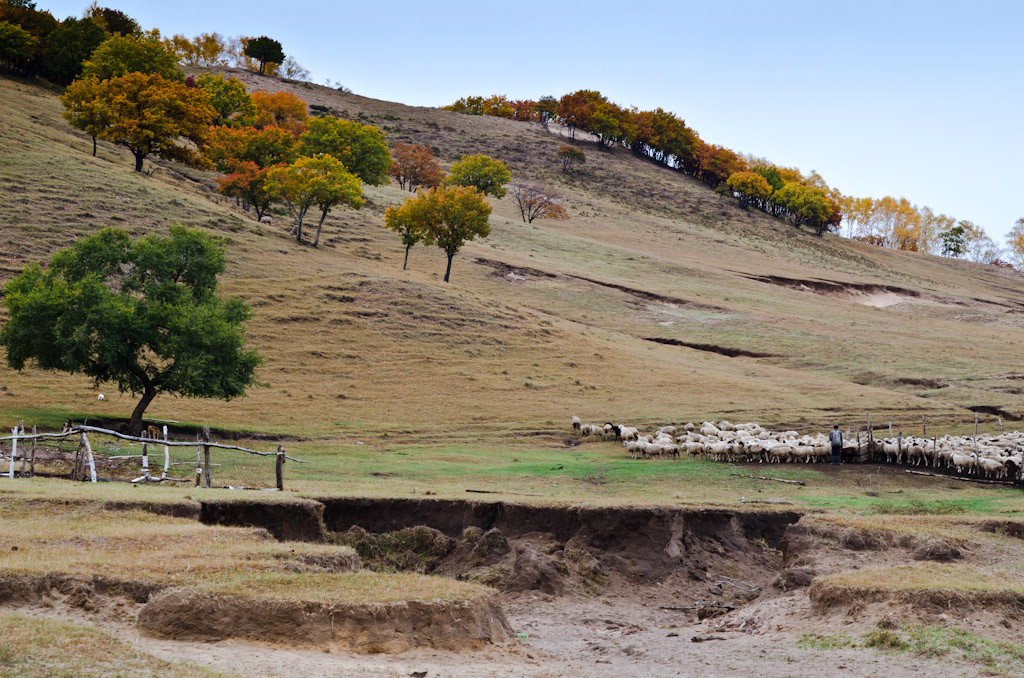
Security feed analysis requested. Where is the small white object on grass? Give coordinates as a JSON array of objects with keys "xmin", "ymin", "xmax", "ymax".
[{"xmin": 97, "ymin": 394, "xmax": 105, "ymax": 401}]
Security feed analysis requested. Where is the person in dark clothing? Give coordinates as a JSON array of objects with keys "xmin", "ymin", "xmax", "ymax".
[{"xmin": 829, "ymin": 425, "xmax": 843, "ymax": 464}]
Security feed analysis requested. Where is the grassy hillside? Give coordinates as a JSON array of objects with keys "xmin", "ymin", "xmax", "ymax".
[{"xmin": 3, "ymin": 69, "xmax": 1024, "ymax": 452}]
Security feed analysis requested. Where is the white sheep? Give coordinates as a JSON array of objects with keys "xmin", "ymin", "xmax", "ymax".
[
  {"xmin": 571, "ymin": 415, "xmax": 581, "ymax": 432},
  {"xmin": 96, "ymin": 394, "xmax": 105, "ymax": 401}
]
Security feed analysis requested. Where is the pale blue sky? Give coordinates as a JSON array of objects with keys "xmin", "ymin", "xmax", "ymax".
[{"xmin": 44, "ymin": 1, "xmax": 1024, "ymax": 240}]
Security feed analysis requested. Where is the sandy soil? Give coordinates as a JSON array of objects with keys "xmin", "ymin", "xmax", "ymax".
[{"xmin": 85, "ymin": 593, "xmax": 990, "ymax": 678}]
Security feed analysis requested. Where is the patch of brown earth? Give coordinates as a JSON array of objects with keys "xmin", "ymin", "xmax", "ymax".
[
  {"xmin": 138, "ymin": 589, "xmax": 513, "ymax": 653},
  {"xmin": 200, "ymin": 498, "xmax": 327, "ymax": 542}
]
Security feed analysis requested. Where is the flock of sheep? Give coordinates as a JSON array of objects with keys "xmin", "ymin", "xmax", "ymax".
[{"xmin": 571, "ymin": 415, "xmax": 1024, "ymax": 482}]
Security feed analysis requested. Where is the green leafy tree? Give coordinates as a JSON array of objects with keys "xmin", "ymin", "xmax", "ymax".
[
  {"xmin": 242, "ymin": 35, "xmax": 283, "ymax": 75},
  {"xmin": 535, "ymin": 95, "xmax": 558, "ymax": 124},
  {"xmin": 298, "ymin": 116, "xmax": 391, "ymax": 185},
  {"xmin": 0, "ymin": 3, "xmax": 56, "ymax": 76},
  {"xmin": 266, "ymin": 155, "xmax": 364, "ymax": 245},
  {"xmin": 556, "ymin": 145, "xmax": 585, "ymax": 173},
  {"xmin": 390, "ymin": 185, "xmax": 492, "ymax": 282},
  {"xmin": 82, "ymin": 32, "xmax": 182, "ymax": 80},
  {"xmin": 0, "ymin": 19, "xmax": 38, "ymax": 74},
  {"xmin": 444, "ymin": 153, "xmax": 511, "ymax": 198},
  {"xmin": 195, "ymin": 73, "xmax": 256, "ymax": 126},
  {"xmin": 0, "ymin": 227, "xmax": 261, "ymax": 434},
  {"xmin": 61, "ymin": 75, "xmax": 109, "ymax": 156},
  {"xmin": 42, "ymin": 16, "xmax": 106, "ymax": 85},
  {"xmin": 939, "ymin": 223, "xmax": 967, "ymax": 258},
  {"xmin": 74, "ymin": 72, "xmax": 216, "ymax": 171}
]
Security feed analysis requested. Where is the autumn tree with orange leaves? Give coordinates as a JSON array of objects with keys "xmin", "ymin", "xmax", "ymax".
[
  {"xmin": 389, "ymin": 142, "xmax": 444, "ymax": 192},
  {"xmin": 509, "ymin": 182, "xmax": 569, "ymax": 223}
]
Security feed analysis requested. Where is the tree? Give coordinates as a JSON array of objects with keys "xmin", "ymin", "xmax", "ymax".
[
  {"xmin": 0, "ymin": 3, "xmax": 56, "ymax": 76},
  {"xmin": 1007, "ymin": 219, "xmax": 1024, "ymax": 268},
  {"xmin": 205, "ymin": 124, "xmax": 298, "ymax": 171},
  {"xmin": 82, "ymin": 32, "xmax": 182, "ymax": 80},
  {"xmin": 726, "ymin": 171, "xmax": 773, "ymax": 208},
  {"xmin": 77, "ymin": 72, "xmax": 216, "ymax": 171},
  {"xmin": 393, "ymin": 185, "xmax": 492, "ymax": 282},
  {"xmin": 383, "ymin": 194, "xmax": 430, "ymax": 270},
  {"xmin": 163, "ymin": 32, "xmax": 227, "ymax": 66},
  {"xmin": 251, "ymin": 89, "xmax": 308, "ymax": 133},
  {"xmin": 0, "ymin": 227, "xmax": 261, "ymax": 435},
  {"xmin": 242, "ymin": 35, "xmax": 283, "ymax": 75},
  {"xmin": 389, "ymin": 142, "xmax": 444, "ymax": 191},
  {"xmin": 939, "ymin": 223, "xmax": 967, "ymax": 258},
  {"xmin": 0, "ymin": 20, "xmax": 38, "ymax": 75},
  {"xmin": 444, "ymin": 153, "xmax": 510, "ymax": 198},
  {"xmin": 216, "ymin": 160, "xmax": 279, "ymax": 221},
  {"xmin": 85, "ymin": 3, "xmax": 139, "ymax": 36},
  {"xmin": 557, "ymin": 145, "xmax": 585, "ymax": 173},
  {"xmin": 298, "ymin": 116, "xmax": 391, "ymax": 185},
  {"xmin": 509, "ymin": 182, "xmax": 569, "ymax": 223},
  {"xmin": 279, "ymin": 55, "xmax": 309, "ymax": 81},
  {"xmin": 266, "ymin": 155, "xmax": 364, "ymax": 245},
  {"xmin": 534, "ymin": 96, "xmax": 558, "ymax": 124},
  {"xmin": 42, "ymin": 16, "xmax": 106, "ymax": 85},
  {"xmin": 61, "ymin": 75, "xmax": 109, "ymax": 156},
  {"xmin": 195, "ymin": 73, "xmax": 255, "ymax": 126}
]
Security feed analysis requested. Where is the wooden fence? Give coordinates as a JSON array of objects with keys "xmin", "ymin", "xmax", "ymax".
[{"xmin": 0, "ymin": 423, "xmax": 305, "ymax": 490}]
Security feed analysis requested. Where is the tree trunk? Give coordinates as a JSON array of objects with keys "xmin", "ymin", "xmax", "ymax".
[
  {"xmin": 443, "ymin": 253, "xmax": 454, "ymax": 282},
  {"xmin": 128, "ymin": 385, "xmax": 157, "ymax": 436},
  {"xmin": 259, "ymin": 60, "xmax": 265, "ymax": 75},
  {"xmin": 91, "ymin": 135, "xmax": 97, "ymax": 157},
  {"xmin": 312, "ymin": 208, "xmax": 328, "ymax": 246},
  {"xmin": 403, "ymin": 243, "xmax": 411, "ymax": 270},
  {"xmin": 134, "ymin": 152, "xmax": 144, "ymax": 172}
]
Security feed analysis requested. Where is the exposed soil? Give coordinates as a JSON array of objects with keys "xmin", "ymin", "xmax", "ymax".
[
  {"xmin": 565, "ymin": 273, "xmax": 728, "ymax": 312},
  {"xmin": 6, "ymin": 497, "xmax": 1024, "ymax": 675},
  {"xmin": 139, "ymin": 589, "xmax": 512, "ymax": 653},
  {"xmin": 200, "ymin": 498, "xmax": 328, "ymax": 542},
  {"xmin": 641, "ymin": 336, "xmax": 778, "ymax": 359},
  {"xmin": 966, "ymin": 404, "xmax": 1023, "ymax": 421}
]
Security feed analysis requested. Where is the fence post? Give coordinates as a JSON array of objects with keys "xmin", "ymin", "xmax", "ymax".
[
  {"xmin": 81, "ymin": 433, "xmax": 97, "ymax": 483},
  {"xmin": 29, "ymin": 425, "xmax": 36, "ymax": 477},
  {"xmin": 897, "ymin": 428, "xmax": 902, "ymax": 465},
  {"xmin": 9, "ymin": 428, "xmax": 17, "ymax": 479},
  {"xmin": 922, "ymin": 416, "xmax": 926, "ymax": 438},
  {"xmin": 276, "ymin": 445, "xmax": 285, "ymax": 491},
  {"xmin": 161, "ymin": 425, "xmax": 169, "ymax": 481},
  {"xmin": 141, "ymin": 441, "xmax": 149, "ymax": 482},
  {"xmin": 203, "ymin": 426, "xmax": 211, "ymax": 489},
  {"xmin": 195, "ymin": 434, "xmax": 202, "ymax": 487},
  {"xmin": 974, "ymin": 412, "xmax": 979, "ymax": 450},
  {"xmin": 867, "ymin": 413, "xmax": 873, "ymax": 459}
]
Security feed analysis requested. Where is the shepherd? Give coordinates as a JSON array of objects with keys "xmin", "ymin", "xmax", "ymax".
[{"xmin": 829, "ymin": 424, "xmax": 844, "ymax": 465}]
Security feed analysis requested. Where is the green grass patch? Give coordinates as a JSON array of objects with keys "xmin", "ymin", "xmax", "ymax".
[{"xmin": 797, "ymin": 632, "xmax": 857, "ymax": 650}]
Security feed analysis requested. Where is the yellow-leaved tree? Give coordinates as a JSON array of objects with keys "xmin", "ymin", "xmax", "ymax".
[{"xmin": 62, "ymin": 72, "xmax": 216, "ymax": 171}]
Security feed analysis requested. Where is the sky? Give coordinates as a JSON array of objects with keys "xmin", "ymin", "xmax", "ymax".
[{"xmin": 42, "ymin": 0, "xmax": 1024, "ymax": 241}]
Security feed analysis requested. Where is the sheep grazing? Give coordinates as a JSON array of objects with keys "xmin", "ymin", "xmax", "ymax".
[
  {"xmin": 96, "ymin": 393, "xmax": 105, "ymax": 401},
  {"xmin": 259, "ymin": 215, "xmax": 273, "ymax": 224},
  {"xmin": 571, "ymin": 415, "xmax": 581, "ymax": 433}
]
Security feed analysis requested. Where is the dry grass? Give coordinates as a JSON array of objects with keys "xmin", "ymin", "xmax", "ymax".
[
  {"xmin": 0, "ymin": 612, "xmax": 230, "ymax": 677},
  {"xmin": 0, "ymin": 498, "xmax": 484, "ymax": 605},
  {"xmin": 820, "ymin": 562, "xmax": 1024, "ymax": 594}
]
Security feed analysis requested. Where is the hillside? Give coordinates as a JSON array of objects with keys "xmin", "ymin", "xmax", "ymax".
[{"xmin": 3, "ymin": 69, "xmax": 1024, "ymax": 446}]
